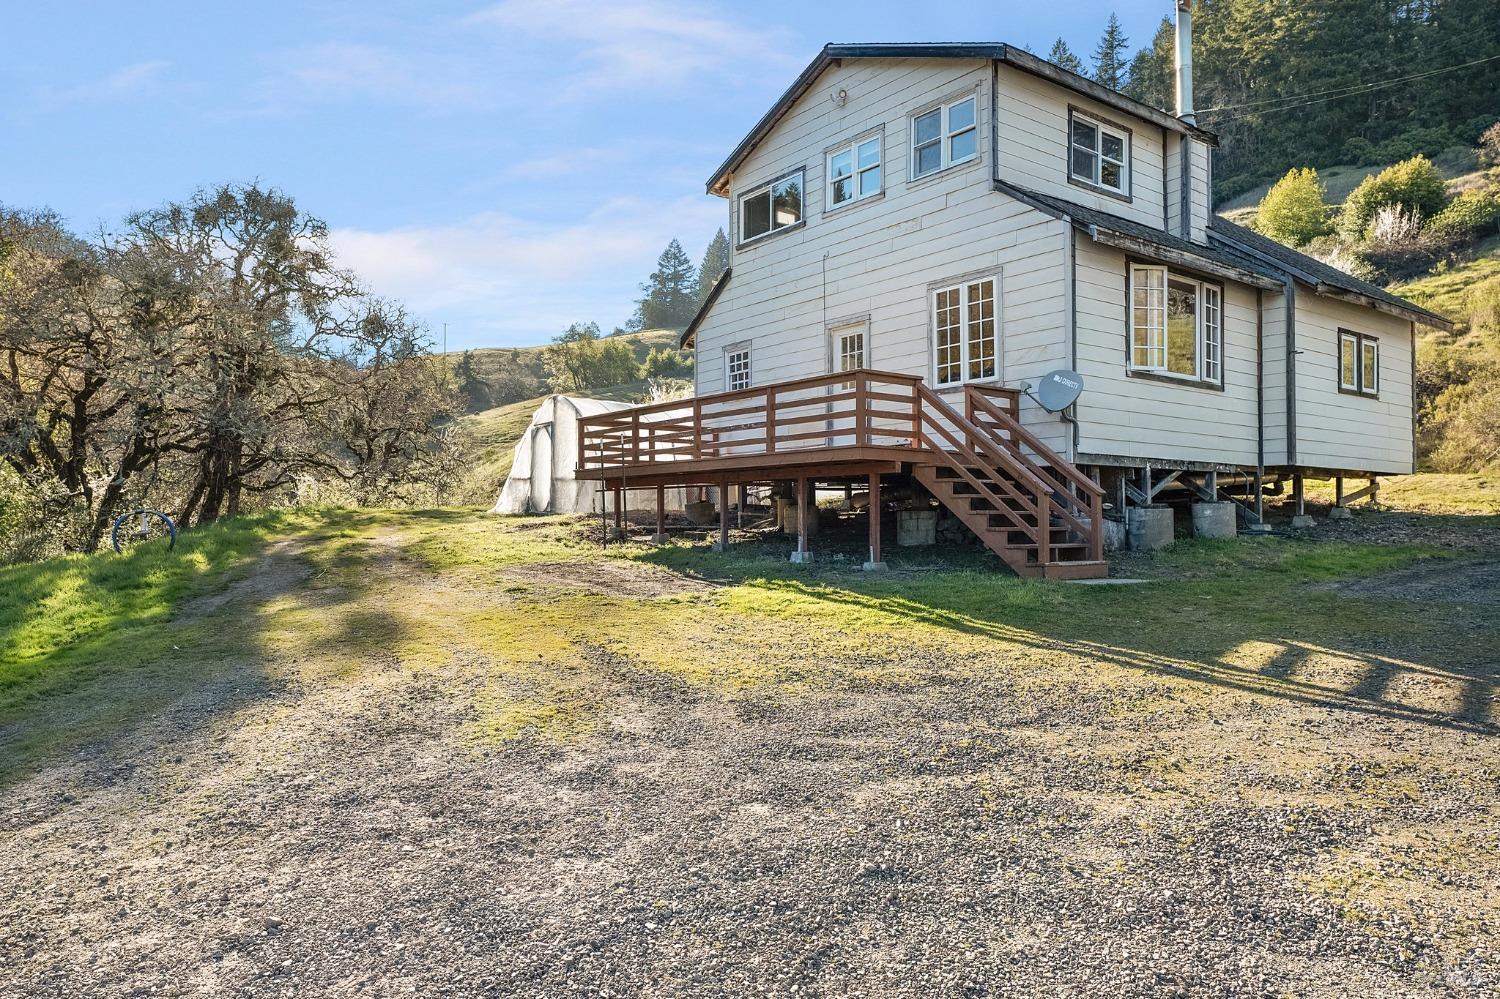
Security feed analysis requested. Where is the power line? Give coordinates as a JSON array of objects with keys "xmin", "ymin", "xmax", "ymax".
[{"xmin": 1198, "ymin": 52, "xmax": 1500, "ymax": 121}]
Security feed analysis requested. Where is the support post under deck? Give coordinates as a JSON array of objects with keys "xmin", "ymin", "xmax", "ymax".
[
  {"xmin": 1291, "ymin": 472, "xmax": 1314, "ymax": 528},
  {"xmin": 611, "ymin": 487, "xmax": 624, "ymax": 540},
  {"xmin": 715, "ymin": 479, "xmax": 730, "ymax": 552},
  {"xmin": 864, "ymin": 472, "xmax": 886, "ymax": 571},
  {"xmin": 790, "ymin": 474, "xmax": 812, "ymax": 564},
  {"xmin": 652, "ymin": 485, "xmax": 667, "ymax": 543}
]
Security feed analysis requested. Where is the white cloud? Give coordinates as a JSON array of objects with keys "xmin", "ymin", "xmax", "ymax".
[
  {"xmin": 35, "ymin": 60, "xmax": 170, "ymax": 109},
  {"xmin": 467, "ymin": 0, "xmax": 799, "ymax": 96},
  {"xmin": 253, "ymin": 42, "xmax": 488, "ymax": 112},
  {"xmin": 329, "ymin": 195, "xmax": 725, "ymax": 343}
]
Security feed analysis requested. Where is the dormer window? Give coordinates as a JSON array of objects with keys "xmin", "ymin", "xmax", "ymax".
[
  {"xmin": 1068, "ymin": 109, "xmax": 1130, "ymax": 198},
  {"xmin": 739, "ymin": 169, "xmax": 804, "ymax": 244}
]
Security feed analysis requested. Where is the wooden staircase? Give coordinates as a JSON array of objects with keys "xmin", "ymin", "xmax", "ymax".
[{"xmin": 911, "ymin": 384, "xmax": 1107, "ymax": 580}]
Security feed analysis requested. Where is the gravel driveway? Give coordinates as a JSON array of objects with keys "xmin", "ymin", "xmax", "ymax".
[{"xmin": 1, "ymin": 515, "xmax": 1495, "ymax": 998}]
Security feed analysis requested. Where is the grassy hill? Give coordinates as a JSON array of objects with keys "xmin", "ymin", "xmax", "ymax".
[{"xmin": 448, "ymin": 328, "xmax": 688, "ymax": 504}]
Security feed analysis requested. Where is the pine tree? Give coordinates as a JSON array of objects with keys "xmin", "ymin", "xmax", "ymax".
[
  {"xmin": 1122, "ymin": 16, "xmax": 1173, "ymax": 110},
  {"xmin": 1047, "ymin": 38, "xmax": 1085, "ymax": 75},
  {"xmin": 696, "ymin": 228, "xmax": 730, "ymax": 304},
  {"xmin": 636, "ymin": 239, "xmax": 698, "ymax": 330},
  {"xmin": 453, "ymin": 350, "xmax": 492, "ymax": 412},
  {"xmin": 1092, "ymin": 13, "xmax": 1130, "ymax": 91}
]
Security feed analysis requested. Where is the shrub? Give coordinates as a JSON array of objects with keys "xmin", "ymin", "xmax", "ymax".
[
  {"xmin": 1306, "ymin": 238, "xmax": 1376, "ymax": 283},
  {"xmin": 1368, "ymin": 204, "xmax": 1425, "ymax": 245},
  {"xmin": 1341, "ymin": 155, "xmax": 1450, "ymax": 238},
  {"xmin": 1479, "ymin": 121, "xmax": 1500, "ymax": 167},
  {"xmin": 1253, "ymin": 167, "xmax": 1330, "ymax": 246},
  {"xmin": 640, "ymin": 345, "xmax": 694, "ymax": 380},
  {"xmin": 1341, "ymin": 137, "xmax": 1377, "ymax": 166},
  {"xmin": 1424, "ymin": 189, "xmax": 1500, "ymax": 244}
]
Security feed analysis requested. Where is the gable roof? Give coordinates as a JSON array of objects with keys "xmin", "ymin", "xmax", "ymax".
[
  {"xmin": 706, "ymin": 43, "xmax": 1219, "ymax": 197},
  {"xmin": 679, "ymin": 267, "xmax": 730, "ymax": 349},
  {"xmin": 1207, "ymin": 217, "xmax": 1452, "ymax": 329}
]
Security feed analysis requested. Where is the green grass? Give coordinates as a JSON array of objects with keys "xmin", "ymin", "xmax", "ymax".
[{"xmin": 1389, "ymin": 239, "xmax": 1500, "ymax": 328}]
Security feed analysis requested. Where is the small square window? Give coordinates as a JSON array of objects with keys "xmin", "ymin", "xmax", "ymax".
[
  {"xmin": 725, "ymin": 347, "xmax": 752, "ymax": 391},
  {"xmin": 1069, "ymin": 111, "xmax": 1129, "ymax": 196},
  {"xmin": 738, "ymin": 170, "xmax": 803, "ymax": 244},
  {"xmin": 912, "ymin": 96, "xmax": 978, "ymax": 180},
  {"xmin": 1339, "ymin": 330, "xmax": 1379, "ymax": 396},
  {"xmin": 826, "ymin": 134, "xmax": 883, "ymax": 209}
]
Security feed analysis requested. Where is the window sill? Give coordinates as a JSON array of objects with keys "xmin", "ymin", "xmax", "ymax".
[
  {"xmin": 906, "ymin": 155, "xmax": 981, "ymax": 191},
  {"xmin": 1067, "ymin": 174, "xmax": 1132, "ymax": 203},
  {"xmin": 823, "ymin": 190, "xmax": 886, "ymax": 216},
  {"xmin": 1337, "ymin": 386, "xmax": 1380, "ymax": 399},
  {"xmin": 1126, "ymin": 368, "xmax": 1224, "ymax": 393},
  {"xmin": 734, "ymin": 219, "xmax": 806, "ymax": 252}
]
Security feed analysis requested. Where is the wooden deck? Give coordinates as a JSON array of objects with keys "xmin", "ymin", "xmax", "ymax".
[{"xmin": 575, "ymin": 369, "xmax": 1106, "ymax": 579}]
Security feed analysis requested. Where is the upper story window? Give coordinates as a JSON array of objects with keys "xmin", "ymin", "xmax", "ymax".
[
  {"xmin": 1339, "ymin": 330, "xmax": 1379, "ymax": 396},
  {"xmin": 911, "ymin": 96, "xmax": 977, "ymax": 181},
  {"xmin": 725, "ymin": 344, "xmax": 752, "ymax": 391},
  {"xmin": 932, "ymin": 276, "xmax": 997, "ymax": 386},
  {"xmin": 739, "ymin": 170, "xmax": 803, "ymax": 244},
  {"xmin": 1129, "ymin": 265, "xmax": 1222, "ymax": 386},
  {"xmin": 1069, "ymin": 110, "xmax": 1130, "ymax": 198},
  {"xmin": 827, "ymin": 135, "xmax": 882, "ymax": 208}
]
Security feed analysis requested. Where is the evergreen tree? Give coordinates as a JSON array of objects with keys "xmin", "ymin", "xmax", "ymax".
[
  {"xmin": 1122, "ymin": 16, "xmax": 1173, "ymax": 110},
  {"xmin": 1047, "ymin": 38, "xmax": 1085, "ymax": 75},
  {"xmin": 635, "ymin": 239, "xmax": 698, "ymax": 330},
  {"xmin": 453, "ymin": 350, "xmax": 492, "ymax": 412},
  {"xmin": 696, "ymin": 228, "xmax": 730, "ymax": 304},
  {"xmin": 1092, "ymin": 13, "xmax": 1129, "ymax": 91}
]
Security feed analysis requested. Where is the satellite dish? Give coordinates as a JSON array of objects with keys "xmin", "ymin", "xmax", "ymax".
[{"xmin": 1035, "ymin": 369, "xmax": 1084, "ymax": 413}]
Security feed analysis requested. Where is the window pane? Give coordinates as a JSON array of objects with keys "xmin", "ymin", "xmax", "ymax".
[
  {"xmin": 1101, "ymin": 132, "xmax": 1125, "ymax": 160},
  {"xmin": 1071, "ymin": 147, "xmax": 1097, "ymax": 181},
  {"xmin": 950, "ymin": 128, "xmax": 976, "ymax": 163},
  {"xmin": 914, "ymin": 108, "xmax": 942, "ymax": 145},
  {"xmin": 1100, "ymin": 159, "xmax": 1123, "ymax": 190},
  {"xmin": 829, "ymin": 150, "xmax": 852, "ymax": 179},
  {"xmin": 832, "ymin": 176, "xmax": 854, "ymax": 204},
  {"xmin": 858, "ymin": 165, "xmax": 881, "ymax": 196},
  {"xmin": 772, "ymin": 174, "xmax": 802, "ymax": 227},
  {"xmin": 1341, "ymin": 337, "xmax": 1357, "ymax": 387},
  {"xmin": 727, "ymin": 350, "xmax": 751, "ymax": 391},
  {"xmin": 1202, "ymin": 287, "xmax": 1221, "ymax": 382},
  {"xmin": 967, "ymin": 280, "xmax": 996, "ymax": 380},
  {"xmin": 857, "ymin": 138, "xmax": 880, "ymax": 169},
  {"xmin": 1362, "ymin": 341, "xmax": 1378, "ymax": 392},
  {"xmin": 742, "ymin": 191, "xmax": 770, "ymax": 239},
  {"xmin": 1071, "ymin": 119, "xmax": 1097, "ymax": 151},
  {"xmin": 935, "ymin": 287, "xmax": 962, "ymax": 384},
  {"xmin": 948, "ymin": 98, "xmax": 975, "ymax": 132},
  {"xmin": 915, "ymin": 141, "xmax": 941, "ymax": 176},
  {"xmin": 1167, "ymin": 279, "xmax": 1198, "ymax": 377},
  {"xmin": 1131, "ymin": 267, "xmax": 1167, "ymax": 369}
]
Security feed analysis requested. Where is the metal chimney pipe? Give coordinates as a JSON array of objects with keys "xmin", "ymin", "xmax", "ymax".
[{"xmin": 1175, "ymin": 0, "xmax": 1195, "ymax": 124}]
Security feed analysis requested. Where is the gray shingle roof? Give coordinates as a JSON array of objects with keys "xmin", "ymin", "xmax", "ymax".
[{"xmin": 1207, "ymin": 217, "xmax": 1451, "ymax": 328}]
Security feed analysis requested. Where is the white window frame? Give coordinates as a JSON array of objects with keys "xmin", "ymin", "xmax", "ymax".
[
  {"xmin": 931, "ymin": 275, "xmax": 999, "ymax": 387},
  {"xmin": 1339, "ymin": 329, "xmax": 1379, "ymax": 396},
  {"xmin": 910, "ymin": 95, "xmax": 978, "ymax": 181},
  {"xmin": 725, "ymin": 344, "xmax": 752, "ymax": 392},
  {"xmin": 1128, "ymin": 264, "xmax": 1224, "ymax": 386},
  {"xmin": 737, "ymin": 169, "xmax": 804, "ymax": 246},
  {"xmin": 1068, "ymin": 110, "xmax": 1130, "ymax": 197},
  {"xmin": 826, "ymin": 134, "xmax": 882, "ymax": 210}
]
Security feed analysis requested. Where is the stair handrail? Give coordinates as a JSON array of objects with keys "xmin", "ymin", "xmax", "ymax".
[
  {"xmin": 965, "ymin": 388, "xmax": 1105, "ymax": 563},
  {"xmin": 913, "ymin": 384, "xmax": 1054, "ymax": 553}
]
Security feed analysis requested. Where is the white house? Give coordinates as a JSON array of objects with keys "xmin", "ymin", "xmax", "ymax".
[{"xmin": 576, "ymin": 12, "xmax": 1450, "ymax": 578}]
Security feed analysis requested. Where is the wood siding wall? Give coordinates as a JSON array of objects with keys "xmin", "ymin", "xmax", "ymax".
[
  {"xmin": 1072, "ymin": 239, "xmax": 1260, "ymax": 466},
  {"xmin": 995, "ymin": 64, "xmax": 1167, "ymax": 230},
  {"xmin": 1292, "ymin": 293, "xmax": 1414, "ymax": 474},
  {"xmin": 1260, "ymin": 290, "xmax": 1289, "ymax": 466},
  {"xmin": 697, "ymin": 58, "xmax": 1073, "ymax": 453}
]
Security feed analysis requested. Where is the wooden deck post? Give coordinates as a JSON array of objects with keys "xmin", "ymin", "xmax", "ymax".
[
  {"xmin": 790, "ymin": 474, "xmax": 812, "ymax": 564},
  {"xmin": 863, "ymin": 472, "xmax": 886, "ymax": 571},
  {"xmin": 653, "ymin": 485, "xmax": 667, "ymax": 544},
  {"xmin": 715, "ymin": 479, "xmax": 730, "ymax": 552},
  {"xmin": 611, "ymin": 487, "xmax": 624, "ymax": 540},
  {"xmin": 1291, "ymin": 471, "xmax": 1314, "ymax": 527},
  {"xmin": 1335, "ymin": 476, "xmax": 1345, "ymax": 507}
]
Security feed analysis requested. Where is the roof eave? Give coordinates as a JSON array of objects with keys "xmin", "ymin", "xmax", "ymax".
[{"xmin": 680, "ymin": 267, "xmax": 731, "ymax": 349}]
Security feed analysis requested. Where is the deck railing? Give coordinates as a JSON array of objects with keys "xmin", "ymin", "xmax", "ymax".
[{"xmin": 576, "ymin": 369, "xmax": 940, "ymax": 470}]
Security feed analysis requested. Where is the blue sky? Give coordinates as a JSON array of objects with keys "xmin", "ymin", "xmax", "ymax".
[{"xmin": 2, "ymin": 1, "xmax": 1169, "ymax": 351}]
